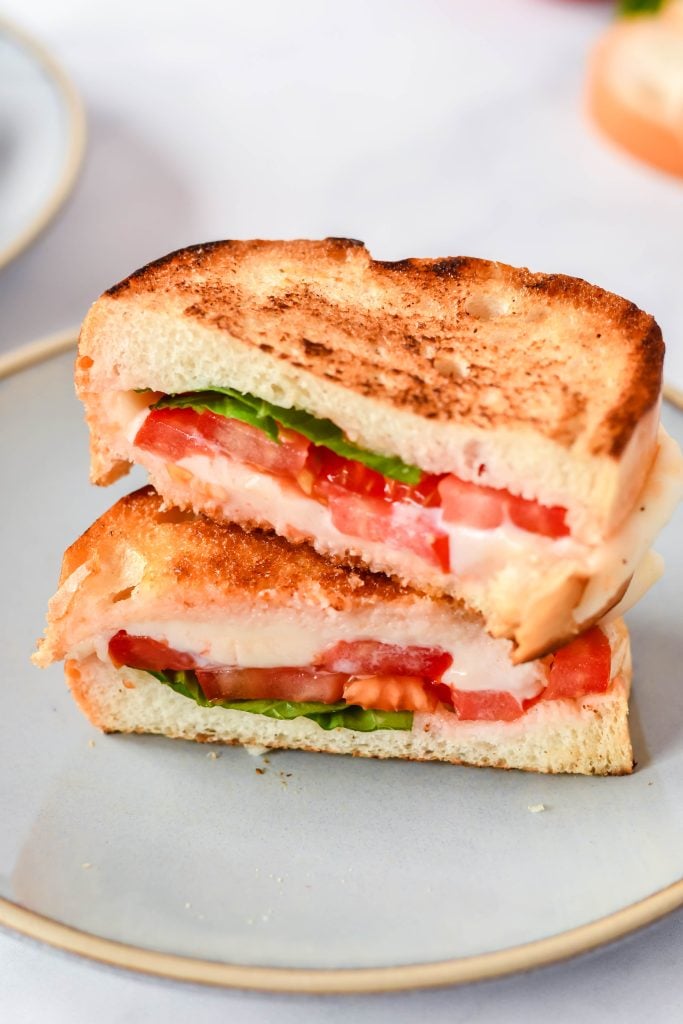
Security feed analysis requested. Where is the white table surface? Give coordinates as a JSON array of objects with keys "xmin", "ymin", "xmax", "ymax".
[{"xmin": 1, "ymin": 1, "xmax": 681, "ymax": 1019}]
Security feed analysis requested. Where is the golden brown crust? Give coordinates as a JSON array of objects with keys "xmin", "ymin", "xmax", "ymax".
[{"xmin": 100, "ymin": 238, "xmax": 663, "ymax": 457}]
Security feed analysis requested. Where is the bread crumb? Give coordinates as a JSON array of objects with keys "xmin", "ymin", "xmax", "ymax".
[
  {"xmin": 185, "ymin": 902, "xmax": 191, "ymax": 909},
  {"xmin": 528, "ymin": 803, "xmax": 546, "ymax": 814},
  {"xmin": 255, "ymin": 767, "xmax": 265, "ymax": 775},
  {"xmin": 206, "ymin": 751, "xmax": 220, "ymax": 760},
  {"xmin": 87, "ymin": 739, "xmax": 96, "ymax": 748},
  {"xmin": 244, "ymin": 744, "xmax": 269, "ymax": 757},
  {"xmin": 81, "ymin": 862, "xmax": 92, "ymax": 870}
]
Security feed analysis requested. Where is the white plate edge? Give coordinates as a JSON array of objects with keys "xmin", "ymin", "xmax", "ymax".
[{"xmin": 0, "ymin": 16, "xmax": 86, "ymax": 272}]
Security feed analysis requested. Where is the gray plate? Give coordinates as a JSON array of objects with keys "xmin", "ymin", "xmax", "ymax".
[{"xmin": 1, "ymin": 341, "xmax": 682, "ymax": 992}]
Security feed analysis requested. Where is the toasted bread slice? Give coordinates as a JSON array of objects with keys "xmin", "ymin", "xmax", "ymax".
[
  {"xmin": 34, "ymin": 487, "xmax": 633, "ymax": 775},
  {"xmin": 78, "ymin": 238, "xmax": 664, "ymax": 538}
]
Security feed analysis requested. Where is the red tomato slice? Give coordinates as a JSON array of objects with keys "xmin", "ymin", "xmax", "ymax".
[
  {"xmin": 384, "ymin": 473, "xmax": 444, "ymax": 507},
  {"xmin": 308, "ymin": 448, "xmax": 387, "ymax": 499},
  {"xmin": 134, "ymin": 408, "xmax": 215, "ymax": 462},
  {"xmin": 450, "ymin": 688, "xmax": 525, "ymax": 722},
  {"xmin": 388, "ymin": 501, "xmax": 452, "ymax": 571},
  {"xmin": 308, "ymin": 447, "xmax": 444, "ymax": 507},
  {"xmin": 324, "ymin": 486, "xmax": 450, "ymax": 570},
  {"xmin": 135, "ymin": 406, "xmax": 570, "ymax": 547},
  {"xmin": 507, "ymin": 494, "xmax": 569, "ymax": 538},
  {"xmin": 323, "ymin": 486, "xmax": 392, "ymax": 542},
  {"xmin": 342, "ymin": 676, "xmax": 440, "ymax": 713},
  {"xmin": 542, "ymin": 627, "xmax": 611, "ymax": 702},
  {"xmin": 108, "ymin": 631, "xmax": 198, "ymax": 672},
  {"xmin": 438, "ymin": 475, "xmax": 506, "ymax": 529},
  {"xmin": 318, "ymin": 639, "xmax": 452, "ymax": 680},
  {"xmin": 135, "ymin": 408, "xmax": 310, "ymax": 475},
  {"xmin": 196, "ymin": 667, "xmax": 348, "ymax": 705},
  {"xmin": 439, "ymin": 473, "xmax": 569, "ymax": 538}
]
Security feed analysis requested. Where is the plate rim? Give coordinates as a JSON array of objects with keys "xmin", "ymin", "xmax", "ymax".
[
  {"xmin": 1, "ymin": 332, "xmax": 682, "ymax": 993},
  {"xmin": 0, "ymin": 16, "xmax": 86, "ymax": 272}
]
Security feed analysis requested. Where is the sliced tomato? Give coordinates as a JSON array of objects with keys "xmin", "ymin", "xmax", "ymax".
[
  {"xmin": 199, "ymin": 411, "xmax": 309, "ymax": 473},
  {"xmin": 318, "ymin": 639, "xmax": 452, "ymax": 680},
  {"xmin": 196, "ymin": 667, "xmax": 347, "ymax": 705},
  {"xmin": 450, "ymin": 688, "xmax": 525, "ymax": 722},
  {"xmin": 507, "ymin": 494, "xmax": 569, "ymax": 538},
  {"xmin": 438, "ymin": 475, "xmax": 506, "ymax": 529},
  {"xmin": 308, "ymin": 447, "xmax": 444, "ymax": 507},
  {"xmin": 308, "ymin": 448, "xmax": 386, "ymax": 499},
  {"xmin": 384, "ymin": 473, "xmax": 444, "ymax": 507},
  {"xmin": 134, "ymin": 408, "xmax": 214, "ymax": 461},
  {"xmin": 542, "ymin": 627, "xmax": 611, "ymax": 702},
  {"xmin": 323, "ymin": 486, "xmax": 391, "ymax": 542},
  {"xmin": 324, "ymin": 486, "xmax": 450, "ymax": 571},
  {"xmin": 439, "ymin": 473, "xmax": 569, "ymax": 538},
  {"xmin": 136, "ymin": 404, "xmax": 571, "ymax": 549},
  {"xmin": 135, "ymin": 408, "xmax": 310, "ymax": 475},
  {"xmin": 108, "ymin": 631, "xmax": 198, "ymax": 672},
  {"xmin": 342, "ymin": 675, "xmax": 440, "ymax": 713}
]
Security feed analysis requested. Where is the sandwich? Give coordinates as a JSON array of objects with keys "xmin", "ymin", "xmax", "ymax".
[
  {"xmin": 33, "ymin": 487, "xmax": 634, "ymax": 775},
  {"xmin": 74, "ymin": 239, "xmax": 683, "ymax": 661}
]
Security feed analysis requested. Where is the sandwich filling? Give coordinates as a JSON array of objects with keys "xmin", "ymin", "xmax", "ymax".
[
  {"xmin": 112, "ymin": 387, "xmax": 681, "ymax": 629},
  {"xmin": 104, "ymin": 625, "xmax": 617, "ymax": 733},
  {"xmin": 132, "ymin": 389, "xmax": 571, "ymax": 580}
]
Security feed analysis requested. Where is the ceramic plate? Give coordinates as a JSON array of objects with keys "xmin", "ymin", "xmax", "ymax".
[
  {"xmin": 1, "ymin": 338, "xmax": 682, "ymax": 993},
  {"xmin": 0, "ymin": 19, "xmax": 85, "ymax": 271}
]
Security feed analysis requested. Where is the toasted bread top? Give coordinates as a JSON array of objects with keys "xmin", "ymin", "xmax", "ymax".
[{"xmin": 97, "ymin": 238, "xmax": 663, "ymax": 458}]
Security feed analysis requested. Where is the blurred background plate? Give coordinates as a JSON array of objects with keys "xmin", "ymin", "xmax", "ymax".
[
  {"xmin": 1, "ymin": 337, "xmax": 682, "ymax": 992},
  {"xmin": 0, "ymin": 17, "xmax": 85, "ymax": 272}
]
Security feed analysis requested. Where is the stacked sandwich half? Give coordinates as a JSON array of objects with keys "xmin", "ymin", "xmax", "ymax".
[{"xmin": 34, "ymin": 239, "xmax": 683, "ymax": 774}]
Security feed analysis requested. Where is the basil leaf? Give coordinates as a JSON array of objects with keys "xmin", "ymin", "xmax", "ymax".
[
  {"xmin": 617, "ymin": 0, "xmax": 664, "ymax": 14},
  {"xmin": 146, "ymin": 668, "xmax": 413, "ymax": 732},
  {"xmin": 154, "ymin": 389, "xmax": 281, "ymax": 442},
  {"xmin": 152, "ymin": 387, "xmax": 422, "ymax": 485},
  {"xmin": 305, "ymin": 705, "xmax": 414, "ymax": 732}
]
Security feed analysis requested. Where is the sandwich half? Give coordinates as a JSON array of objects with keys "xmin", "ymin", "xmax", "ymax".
[
  {"xmin": 75, "ymin": 238, "xmax": 683, "ymax": 660},
  {"xmin": 33, "ymin": 487, "xmax": 634, "ymax": 775}
]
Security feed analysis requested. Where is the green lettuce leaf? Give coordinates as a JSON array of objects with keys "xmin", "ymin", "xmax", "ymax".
[
  {"xmin": 152, "ymin": 387, "xmax": 422, "ymax": 485},
  {"xmin": 147, "ymin": 668, "xmax": 413, "ymax": 732}
]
